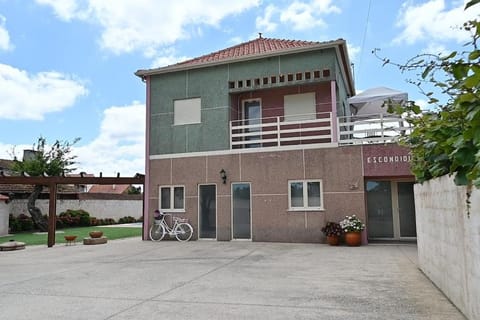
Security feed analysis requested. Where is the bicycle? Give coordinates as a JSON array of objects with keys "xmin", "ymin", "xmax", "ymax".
[{"xmin": 149, "ymin": 212, "xmax": 193, "ymax": 242}]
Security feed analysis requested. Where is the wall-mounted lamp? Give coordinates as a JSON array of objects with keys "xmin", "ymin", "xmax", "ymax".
[{"xmin": 219, "ymin": 169, "xmax": 227, "ymax": 184}]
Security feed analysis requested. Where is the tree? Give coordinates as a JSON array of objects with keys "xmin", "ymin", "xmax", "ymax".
[
  {"xmin": 11, "ymin": 137, "xmax": 80, "ymax": 231},
  {"xmin": 374, "ymin": 0, "xmax": 480, "ymax": 195}
]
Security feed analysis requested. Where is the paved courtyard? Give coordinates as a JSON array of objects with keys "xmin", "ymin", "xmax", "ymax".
[{"xmin": 0, "ymin": 238, "xmax": 466, "ymax": 319}]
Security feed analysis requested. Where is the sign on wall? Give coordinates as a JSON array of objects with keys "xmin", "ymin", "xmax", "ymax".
[{"xmin": 363, "ymin": 144, "xmax": 413, "ymax": 178}]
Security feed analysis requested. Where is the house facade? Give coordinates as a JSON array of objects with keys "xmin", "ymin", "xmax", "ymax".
[{"xmin": 136, "ymin": 37, "xmax": 416, "ymax": 243}]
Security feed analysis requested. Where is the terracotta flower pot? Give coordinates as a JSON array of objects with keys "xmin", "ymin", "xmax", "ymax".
[
  {"xmin": 64, "ymin": 235, "xmax": 77, "ymax": 241},
  {"xmin": 326, "ymin": 235, "xmax": 340, "ymax": 246},
  {"xmin": 344, "ymin": 232, "xmax": 362, "ymax": 246},
  {"xmin": 89, "ymin": 231, "xmax": 103, "ymax": 238}
]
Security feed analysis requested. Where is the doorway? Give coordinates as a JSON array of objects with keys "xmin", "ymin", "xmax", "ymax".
[
  {"xmin": 366, "ymin": 180, "xmax": 416, "ymax": 240},
  {"xmin": 232, "ymin": 183, "xmax": 251, "ymax": 240},
  {"xmin": 199, "ymin": 184, "xmax": 216, "ymax": 239}
]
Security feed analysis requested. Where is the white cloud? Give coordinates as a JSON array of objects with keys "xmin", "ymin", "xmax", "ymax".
[
  {"xmin": 256, "ymin": 4, "xmax": 279, "ymax": 33},
  {"xmin": 74, "ymin": 102, "xmax": 145, "ymax": 176},
  {"xmin": 347, "ymin": 44, "xmax": 361, "ymax": 63},
  {"xmin": 150, "ymin": 55, "xmax": 189, "ymax": 69},
  {"xmin": 35, "ymin": 0, "xmax": 88, "ymax": 21},
  {"xmin": 0, "ymin": 15, "xmax": 13, "ymax": 51},
  {"xmin": 228, "ymin": 36, "xmax": 244, "ymax": 45},
  {"xmin": 415, "ymin": 99, "xmax": 429, "ymax": 111},
  {"xmin": 421, "ymin": 43, "xmax": 448, "ymax": 55},
  {"xmin": 148, "ymin": 47, "xmax": 191, "ymax": 68},
  {"xmin": 36, "ymin": 0, "xmax": 260, "ymax": 56},
  {"xmin": 0, "ymin": 64, "xmax": 88, "ymax": 120},
  {"xmin": 280, "ymin": 0, "xmax": 340, "ymax": 31},
  {"xmin": 394, "ymin": 0, "xmax": 480, "ymax": 45},
  {"xmin": 0, "ymin": 101, "xmax": 145, "ymax": 175}
]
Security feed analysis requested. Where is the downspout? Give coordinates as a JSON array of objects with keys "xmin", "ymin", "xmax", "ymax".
[{"xmin": 143, "ymin": 76, "xmax": 151, "ymax": 240}]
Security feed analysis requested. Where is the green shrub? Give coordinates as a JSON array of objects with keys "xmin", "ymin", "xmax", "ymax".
[
  {"xmin": 58, "ymin": 209, "xmax": 91, "ymax": 227},
  {"xmin": 104, "ymin": 218, "xmax": 116, "ymax": 225},
  {"xmin": 90, "ymin": 217, "xmax": 98, "ymax": 226},
  {"xmin": 56, "ymin": 218, "xmax": 65, "ymax": 229},
  {"xmin": 17, "ymin": 214, "xmax": 34, "ymax": 231},
  {"xmin": 8, "ymin": 214, "xmax": 21, "ymax": 233},
  {"xmin": 78, "ymin": 211, "xmax": 90, "ymax": 227},
  {"xmin": 118, "ymin": 216, "xmax": 136, "ymax": 224}
]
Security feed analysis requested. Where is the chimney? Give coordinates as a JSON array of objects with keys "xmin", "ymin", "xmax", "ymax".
[{"xmin": 23, "ymin": 150, "xmax": 37, "ymax": 161}]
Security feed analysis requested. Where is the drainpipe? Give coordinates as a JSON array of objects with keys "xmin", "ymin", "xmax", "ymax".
[{"xmin": 143, "ymin": 76, "xmax": 151, "ymax": 240}]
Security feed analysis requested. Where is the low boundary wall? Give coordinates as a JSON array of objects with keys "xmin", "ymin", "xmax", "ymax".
[
  {"xmin": 414, "ymin": 175, "xmax": 479, "ymax": 320},
  {"xmin": 9, "ymin": 197, "xmax": 143, "ymax": 221}
]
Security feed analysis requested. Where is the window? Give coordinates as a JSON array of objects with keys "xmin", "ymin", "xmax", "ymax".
[
  {"xmin": 284, "ymin": 92, "xmax": 316, "ymax": 121},
  {"xmin": 288, "ymin": 180, "xmax": 323, "ymax": 210},
  {"xmin": 159, "ymin": 186, "xmax": 185, "ymax": 211},
  {"xmin": 174, "ymin": 98, "xmax": 201, "ymax": 125}
]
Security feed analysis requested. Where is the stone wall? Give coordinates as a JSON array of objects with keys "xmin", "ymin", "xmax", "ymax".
[
  {"xmin": 414, "ymin": 175, "xmax": 480, "ymax": 320},
  {"xmin": 9, "ymin": 198, "xmax": 143, "ymax": 221}
]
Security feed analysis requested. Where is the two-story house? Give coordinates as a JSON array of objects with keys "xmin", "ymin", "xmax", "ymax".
[{"xmin": 135, "ymin": 36, "xmax": 416, "ymax": 243}]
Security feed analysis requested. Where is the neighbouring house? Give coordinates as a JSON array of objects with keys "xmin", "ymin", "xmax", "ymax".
[
  {"xmin": 88, "ymin": 184, "xmax": 130, "ymax": 194},
  {"xmin": 135, "ymin": 36, "xmax": 416, "ymax": 243},
  {"xmin": 0, "ymin": 163, "xmax": 143, "ymax": 222}
]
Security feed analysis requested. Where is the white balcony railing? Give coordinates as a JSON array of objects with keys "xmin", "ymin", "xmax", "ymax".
[
  {"xmin": 337, "ymin": 113, "xmax": 412, "ymax": 145},
  {"xmin": 229, "ymin": 112, "xmax": 411, "ymax": 149},
  {"xmin": 230, "ymin": 112, "xmax": 333, "ymax": 149}
]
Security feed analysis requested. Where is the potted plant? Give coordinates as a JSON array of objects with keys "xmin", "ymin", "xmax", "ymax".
[
  {"xmin": 339, "ymin": 215, "xmax": 365, "ymax": 246},
  {"xmin": 321, "ymin": 222, "xmax": 343, "ymax": 245}
]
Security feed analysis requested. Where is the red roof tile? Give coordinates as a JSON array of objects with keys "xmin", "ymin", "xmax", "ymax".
[
  {"xmin": 135, "ymin": 37, "xmax": 346, "ymax": 77},
  {"xmin": 88, "ymin": 184, "xmax": 130, "ymax": 194},
  {"xmin": 176, "ymin": 37, "xmax": 326, "ymax": 67}
]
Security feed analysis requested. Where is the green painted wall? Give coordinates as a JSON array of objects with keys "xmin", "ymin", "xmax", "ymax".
[
  {"xmin": 149, "ymin": 65, "xmax": 230, "ymax": 155},
  {"xmin": 149, "ymin": 48, "xmax": 347, "ymax": 156}
]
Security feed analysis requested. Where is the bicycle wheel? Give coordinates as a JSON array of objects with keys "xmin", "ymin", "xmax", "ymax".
[
  {"xmin": 175, "ymin": 223, "xmax": 193, "ymax": 242},
  {"xmin": 149, "ymin": 223, "xmax": 166, "ymax": 241}
]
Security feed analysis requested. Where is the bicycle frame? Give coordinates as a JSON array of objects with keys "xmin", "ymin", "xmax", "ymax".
[{"xmin": 154, "ymin": 213, "xmax": 185, "ymax": 236}]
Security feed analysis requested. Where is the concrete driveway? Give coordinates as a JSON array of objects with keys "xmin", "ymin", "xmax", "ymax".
[{"xmin": 0, "ymin": 238, "xmax": 465, "ymax": 320}]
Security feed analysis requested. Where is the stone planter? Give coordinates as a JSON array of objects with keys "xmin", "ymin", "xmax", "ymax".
[{"xmin": 89, "ymin": 231, "xmax": 103, "ymax": 238}]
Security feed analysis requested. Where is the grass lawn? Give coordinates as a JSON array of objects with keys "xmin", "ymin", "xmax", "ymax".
[{"xmin": 0, "ymin": 225, "xmax": 142, "ymax": 246}]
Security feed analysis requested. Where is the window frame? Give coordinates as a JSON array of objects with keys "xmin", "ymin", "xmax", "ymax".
[
  {"xmin": 159, "ymin": 185, "xmax": 185, "ymax": 212},
  {"xmin": 288, "ymin": 179, "xmax": 324, "ymax": 211}
]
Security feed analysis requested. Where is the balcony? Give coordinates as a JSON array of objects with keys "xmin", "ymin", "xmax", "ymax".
[
  {"xmin": 337, "ymin": 114, "xmax": 412, "ymax": 145},
  {"xmin": 230, "ymin": 112, "xmax": 411, "ymax": 149}
]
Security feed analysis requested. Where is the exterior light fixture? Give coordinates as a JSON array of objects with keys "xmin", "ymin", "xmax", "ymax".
[{"xmin": 219, "ymin": 169, "xmax": 227, "ymax": 184}]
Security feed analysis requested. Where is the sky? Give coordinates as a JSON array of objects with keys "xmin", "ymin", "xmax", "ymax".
[{"xmin": 0, "ymin": 0, "xmax": 478, "ymax": 176}]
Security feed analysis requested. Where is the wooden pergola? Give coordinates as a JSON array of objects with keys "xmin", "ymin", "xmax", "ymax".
[{"xmin": 0, "ymin": 173, "xmax": 145, "ymax": 247}]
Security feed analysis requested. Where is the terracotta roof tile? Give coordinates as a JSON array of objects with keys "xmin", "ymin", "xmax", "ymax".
[
  {"xmin": 88, "ymin": 184, "xmax": 130, "ymax": 194},
  {"xmin": 176, "ymin": 37, "xmax": 326, "ymax": 67}
]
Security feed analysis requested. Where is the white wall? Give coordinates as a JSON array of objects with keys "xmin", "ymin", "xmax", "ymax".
[
  {"xmin": 10, "ymin": 199, "xmax": 143, "ymax": 221},
  {"xmin": 0, "ymin": 201, "xmax": 9, "ymax": 236},
  {"xmin": 415, "ymin": 175, "xmax": 480, "ymax": 320}
]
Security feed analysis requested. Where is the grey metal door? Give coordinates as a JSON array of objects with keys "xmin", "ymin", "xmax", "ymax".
[
  {"xmin": 232, "ymin": 183, "xmax": 251, "ymax": 239},
  {"xmin": 199, "ymin": 184, "xmax": 216, "ymax": 239}
]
